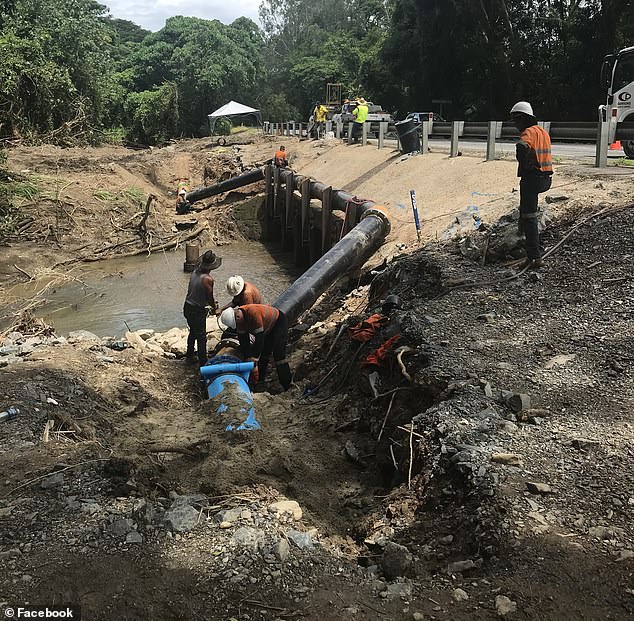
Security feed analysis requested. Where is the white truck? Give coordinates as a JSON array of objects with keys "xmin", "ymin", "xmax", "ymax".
[{"xmin": 600, "ymin": 45, "xmax": 634, "ymax": 158}]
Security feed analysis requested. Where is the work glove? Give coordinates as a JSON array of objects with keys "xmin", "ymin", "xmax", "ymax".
[{"xmin": 249, "ymin": 366, "xmax": 260, "ymax": 388}]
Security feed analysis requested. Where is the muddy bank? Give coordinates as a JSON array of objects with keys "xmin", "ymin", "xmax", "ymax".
[{"xmin": 1, "ymin": 136, "xmax": 634, "ymax": 619}]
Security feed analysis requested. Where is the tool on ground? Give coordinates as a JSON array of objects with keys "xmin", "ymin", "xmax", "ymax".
[
  {"xmin": 0, "ymin": 406, "xmax": 19, "ymax": 423},
  {"xmin": 409, "ymin": 190, "xmax": 421, "ymax": 242}
]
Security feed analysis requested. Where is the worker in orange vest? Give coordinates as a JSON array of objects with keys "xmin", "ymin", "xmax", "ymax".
[
  {"xmin": 510, "ymin": 101, "xmax": 553, "ymax": 269},
  {"xmin": 274, "ymin": 145, "xmax": 288, "ymax": 167}
]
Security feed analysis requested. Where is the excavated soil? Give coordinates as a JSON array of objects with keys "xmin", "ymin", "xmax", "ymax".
[{"xmin": 1, "ymin": 135, "xmax": 634, "ymax": 620}]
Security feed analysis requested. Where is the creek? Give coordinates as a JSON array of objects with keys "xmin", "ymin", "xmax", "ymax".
[{"xmin": 11, "ymin": 242, "xmax": 299, "ymax": 337}]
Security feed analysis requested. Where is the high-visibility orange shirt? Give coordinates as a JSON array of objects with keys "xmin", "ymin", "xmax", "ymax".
[
  {"xmin": 232, "ymin": 282, "xmax": 262, "ymax": 307},
  {"xmin": 238, "ymin": 304, "xmax": 280, "ymax": 335},
  {"xmin": 518, "ymin": 125, "xmax": 553, "ymax": 176},
  {"xmin": 274, "ymin": 150, "xmax": 287, "ymax": 166}
]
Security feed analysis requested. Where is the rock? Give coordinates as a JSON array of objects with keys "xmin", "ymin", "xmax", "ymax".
[
  {"xmin": 506, "ymin": 393, "xmax": 531, "ymax": 413},
  {"xmin": 232, "ymin": 527, "xmax": 264, "ymax": 552},
  {"xmin": 215, "ymin": 507, "xmax": 243, "ymax": 523},
  {"xmin": 383, "ymin": 582, "xmax": 413, "ymax": 599},
  {"xmin": 526, "ymin": 482, "xmax": 554, "ymax": 495},
  {"xmin": 589, "ymin": 526, "xmax": 622, "ymax": 540},
  {"xmin": 453, "ymin": 588, "xmax": 469, "ymax": 602},
  {"xmin": 381, "ymin": 541, "xmax": 413, "ymax": 580},
  {"xmin": 126, "ymin": 531, "xmax": 143, "ymax": 544},
  {"xmin": 67, "ymin": 330, "xmax": 101, "ymax": 342},
  {"xmin": 135, "ymin": 329, "xmax": 155, "ymax": 341},
  {"xmin": 495, "ymin": 595, "xmax": 517, "ymax": 616},
  {"xmin": 108, "ymin": 518, "xmax": 134, "ymax": 537},
  {"xmin": 164, "ymin": 504, "xmax": 199, "ymax": 532},
  {"xmin": 571, "ymin": 437, "xmax": 600, "ymax": 451},
  {"xmin": 544, "ymin": 353, "xmax": 576, "ymax": 369},
  {"xmin": 286, "ymin": 529, "xmax": 314, "ymax": 550},
  {"xmin": 477, "ymin": 313, "xmax": 496, "ymax": 323},
  {"xmin": 447, "ymin": 559, "xmax": 475, "ymax": 574},
  {"xmin": 412, "ymin": 614, "xmax": 425, "ymax": 621},
  {"xmin": 273, "ymin": 538, "xmax": 290, "ymax": 562},
  {"xmin": 498, "ymin": 421, "xmax": 518, "ymax": 433},
  {"xmin": 483, "ymin": 382, "xmax": 493, "ymax": 398},
  {"xmin": 268, "ymin": 500, "xmax": 302, "ymax": 521},
  {"xmin": 219, "ymin": 522, "xmax": 232, "ymax": 529},
  {"xmin": 171, "ymin": 494, "xmax": 206, "ymax": 508},
  {"xmin": 344, "ymin": 440, "xmax": 362, "ymax": 463},
  {"xmin": 491, "ymin": 453, "xmax": 523, "ymax": 466},
  {"xmin": 40, "ymin": 472, "xmax": 64, "ymax": 489},
  {"xmin": 616, "ymin": 550, "xmax": 634, "ymax": 561},
  {"xmin": 545, "ymin": 193, "xmax": 570, "ymax": 204}
]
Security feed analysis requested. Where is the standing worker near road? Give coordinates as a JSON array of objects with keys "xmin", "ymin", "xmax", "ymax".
[
  {"xmin": 221, "ymin": 276, "xmax": 262, "ymax": 311},
  {"xmin": 183, "ymin": 250, "xmax": 222, "ymax": 365},
  {"xmin": 351, "ymin": 98, "xmax": 368, "ymax": 144},
  {"xmin": 218, "ymin": 304, "xmax": 292, "ymax": 391},
  {"xmin": 274, "ymin": 145, "xmax": 288, "ymax": 167},
  {"xmin": 510, "ymin": 101, "xmax": 553, "ymax": 269},
  {"xmin": 313, "ymin": 103, "xmax": 329, "ymax": 139}
]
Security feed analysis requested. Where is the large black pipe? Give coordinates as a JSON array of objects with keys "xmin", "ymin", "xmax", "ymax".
[
  {"xmin": 186, "ymin": 168, "xmax": 264, "ymax": 204},
  {"xmin": 183, "ymin": 165, "xmax": 391, "ymax": 324},
  {"xmin": 273, "ymin": 209, "xmax": 389, "ymax": 324}
]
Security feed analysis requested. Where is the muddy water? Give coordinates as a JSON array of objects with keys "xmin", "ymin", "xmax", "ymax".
[{"xmin": 15, "ymin": 242, "xmax": 299, "ymax": 337}]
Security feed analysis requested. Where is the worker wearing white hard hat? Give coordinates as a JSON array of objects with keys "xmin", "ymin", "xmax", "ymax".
[
  {"xmin": 218, "ymin": 304, "xmax": 292, "ymax": 391},
  {"xmin": 220, "ymin": 275, "xmax": 262, "ymax": 314},
  {"xmin": 510, "ymin": 101, "xmax": 553, "ymax": 270}
]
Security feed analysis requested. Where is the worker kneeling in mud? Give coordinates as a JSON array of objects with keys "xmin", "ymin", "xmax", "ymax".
[{"xmin": 219, "ymin": 304, "xmax": 291, "ymax": 391}]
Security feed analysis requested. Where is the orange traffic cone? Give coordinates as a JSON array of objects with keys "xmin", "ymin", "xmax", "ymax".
[{"xmin": 609, "ymin": 140, "xmax": 622, "ymax": 150}]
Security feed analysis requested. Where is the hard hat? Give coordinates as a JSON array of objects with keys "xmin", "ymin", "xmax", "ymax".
[
  {"xmin": 510, "ymin": 101, "xmax": 534, "ymax": 116},
  {"xmin": 226, "ymin": 275, "xmax": 245, "ymax": 297},
  {"xmin": 218, "ymin": 307, "xmax": 236, "ymax": 330}
]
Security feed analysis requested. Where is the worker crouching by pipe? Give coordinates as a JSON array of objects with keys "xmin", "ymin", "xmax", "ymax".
[{"xmin": 219, "ymin": 304, "xmax": 292, "ymax": 391}]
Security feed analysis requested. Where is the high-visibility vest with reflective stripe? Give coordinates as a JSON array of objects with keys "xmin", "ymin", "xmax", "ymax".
[
  {"xmin": 519, "ymin": 125, "xmax": 553, "ymax": 174},
  {"xmin": 239, "ymin": 304, "xmax": 280, "ymax": 335}
]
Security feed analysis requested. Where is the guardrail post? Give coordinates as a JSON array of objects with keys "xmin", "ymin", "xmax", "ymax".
[
  {"xmin": 486, "ymin": 121, "xmax": 497, "ymax": 161},
  {"xmin": 421, "ymin": 121, "xmax": 429, "ymax": 154},
  {"xmin": 335, "ymin": 121, "xmax": 342, "ymax": 139},
  {"xmin": 450, "ymin": 121, "xmax": 462, "ymax": 157},
  {"xmin": 538, "ymin": 121, "xmax": 551, "ymax": 134},
  {"xmin": 321, "ymin": 186, "xmax": 333, "ymax": 255},
  {"xmin": 348, "ymin": 122, "xmax": 354, "ymax": 145},
  {"xmin": 361, "ymin": 123, "xmax": 368, "ymax": 146},
  {"xmin": 290, "ymin": 121, "xmax": 295, "ymax": 136},
  {"xmin": 378, "ymin": 122, "xmax": 386, "ymax": 149},
  {"xmin": 595, "ymin": 121, "xmax": 609, "ymax": 168},
  {"xmin": 326, "ymin": 120, "xmax": 332, "ymax": 136}
]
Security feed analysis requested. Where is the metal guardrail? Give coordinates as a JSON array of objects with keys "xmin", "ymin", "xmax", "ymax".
[{"xmin": 264, "ymin": 120, "xmax": 634, "ymax": 168}]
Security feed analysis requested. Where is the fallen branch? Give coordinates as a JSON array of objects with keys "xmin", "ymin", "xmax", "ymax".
[
  {"xmin": 395, "ymin": 346, "xmax": 414, "ymax": 382},
  {"xmin": 325, "ymin": 322, "xmax": 347, "ymax": 361},
  {"xmin": 13, "ymin": 264, "xmax": 33, "ymax": 280},
  {"xmin": 377, "ymin": 392, "xmax": 396, "ymax": 443}
]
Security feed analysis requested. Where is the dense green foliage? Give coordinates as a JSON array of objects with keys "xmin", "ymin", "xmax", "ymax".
[{"xmin": 0, "ymin": 0, "xmax": 632, "ymax": 144}]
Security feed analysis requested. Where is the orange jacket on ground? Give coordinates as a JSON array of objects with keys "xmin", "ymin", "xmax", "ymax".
[
  {"xmin": 517, "ymin": 125, "xmax": 553, "ymax": 176},
  {"xmin": 364, "ymin": 335, "xmax": 401, "ymax": 367},
  {"xmin": 348, "ymin": 313, "xmax": 388, "ymax": 342},
  {"xmin": 232, "ymin": 282, "xmax": 262, "ymax": 307}
]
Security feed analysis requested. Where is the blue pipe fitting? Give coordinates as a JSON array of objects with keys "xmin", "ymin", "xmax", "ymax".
[{"xmin": 199, "ymin": 357, "xmax": 259, "ymax": 432}]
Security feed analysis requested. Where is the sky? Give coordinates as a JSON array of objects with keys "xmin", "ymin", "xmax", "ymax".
[{"xmin": 103, "ymin": 0, "xmax": 261, "ymax": 31}]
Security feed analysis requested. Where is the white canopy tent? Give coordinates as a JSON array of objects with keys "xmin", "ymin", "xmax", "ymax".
[{"xmin": 208, "ymin": 100, "xmax": 262, "ymax": 135}]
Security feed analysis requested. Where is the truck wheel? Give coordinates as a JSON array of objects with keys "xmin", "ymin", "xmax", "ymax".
[{"xmin": 623, "ymin": 140, "xmax": 634, "ymax": 159}]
